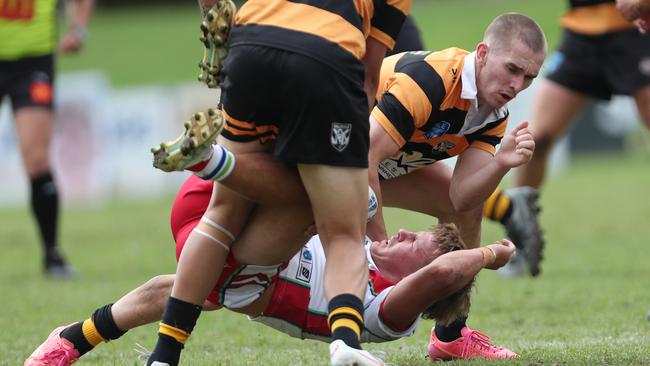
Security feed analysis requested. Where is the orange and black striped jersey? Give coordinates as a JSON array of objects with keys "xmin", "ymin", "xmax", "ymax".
[
  {"xmin": 562, "ymin": 0, "xmax": 634, "ymax": 35},
  {"xmin": 371, "ymin": 48, "xmax": 509, "ymax": 180},
  {"xmin": 230, "ymin": 0, "xmax": 411, "ymax": 82}
]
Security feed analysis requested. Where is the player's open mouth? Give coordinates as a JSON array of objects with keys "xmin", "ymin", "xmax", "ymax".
[{"xmin": 498, "ymin": 92, "xmax": 512, "ymax": 102}]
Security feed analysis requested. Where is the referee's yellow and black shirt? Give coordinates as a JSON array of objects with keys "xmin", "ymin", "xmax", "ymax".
[
  {"xmin": 371, "ymin": 48, "xmax": 509, "ymax": 180},
  {"xmin": 0, "ymin": 0, "xmax": 57, "ymax": 60},
  {"xmin": 230, "ymin": 0, "xmax": 412, "ymax": 81},
  {"xmin": 561, "ymin": 0, "xmax": 635, "ymax": 35}
]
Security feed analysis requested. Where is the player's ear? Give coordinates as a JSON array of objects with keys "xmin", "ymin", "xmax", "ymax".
[{"xmin": 476, "ymin": 43, "xmax": 489, "ymax": 67}]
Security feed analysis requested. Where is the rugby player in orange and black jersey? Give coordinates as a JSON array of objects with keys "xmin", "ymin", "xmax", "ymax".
[
  {"xmin": 511, "ymin": 0, "xmax": 650, "ymax": 190},
  {"xmin": 365, "ymin": 47, "xmax": 510, "ymax": 246},
  {"xmin": 544, "ymin": 0, "xmax": 650, "ymax": 100},
  {"xmin": 372, "ymin": 48, "xmax": 508, "ymax": 178},
  {"xmin": 230, "ymin": 0, "xmax": 410, "ymax": 79},
  {"xmin": 505, "ymin": 0, "xmax": 650, "ymax": 278},
  {"xmin": 564, "ymin": 0, "xmax": 634, "ymax": 34},
  {"xmin": 362, "ymin": 13, "xmax": 546, "ymax": 350},
  {"xmin": 217, "ymin": 2, "xmax": 413, "ymax": 363},
  {"xmin": 222, "ymin": 0, "xmax": 414, "ymax": 155},
  {"xmin": 222, "ymin": 2, "xmax": 412, "ymax": 359},
  {"xmin": 364, "ymin": 12, "xmax": 547, "ymax": 248},
  {"xmin": 148, "ymin": 1, "xmax": 414, "ymax": 365}
]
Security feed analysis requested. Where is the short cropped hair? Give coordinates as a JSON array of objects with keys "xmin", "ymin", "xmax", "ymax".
[
  {"xmin": 420, "ymin": 223, "xmax": 475, "ymax": 325},
  {"xmin": 484, "ymin": 12, "xmax": 547, "ymax": 55}
]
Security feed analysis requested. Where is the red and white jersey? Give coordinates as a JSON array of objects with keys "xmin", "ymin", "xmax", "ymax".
[
  {"xmin": 171, "ymin": 176, "xmax": 420, "ymax": 341},
  {"xmin": 250, "ymin": 236, "xmax": 420, "ymax": 343}
]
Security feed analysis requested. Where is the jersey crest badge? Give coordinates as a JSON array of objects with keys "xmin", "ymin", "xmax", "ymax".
[{"xmin": 331, "ymin": 122, "xmax": 352, "ymax": 152}]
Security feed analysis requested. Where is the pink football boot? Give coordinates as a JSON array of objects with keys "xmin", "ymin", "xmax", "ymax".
[
  {"xmin": 25, "ymin": 325, "xmax": 80, "ymax": 366},
  {"xmin": 427, "ymin": 326, "xmax": 517, "ymax": 361}
]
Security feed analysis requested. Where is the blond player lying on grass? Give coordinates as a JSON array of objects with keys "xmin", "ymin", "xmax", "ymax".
[{"xmin": 26, "ymin": 176, "xmax": 517, "ymax": 366}]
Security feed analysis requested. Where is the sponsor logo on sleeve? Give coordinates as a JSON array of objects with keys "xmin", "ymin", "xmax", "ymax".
[
  {"xmin": 425, "ymin": 121, "xmax": 450, "ymax": 138},
  {"xmin": 296, "ymin": 248, "xmax": 313, "ymax": 283}
]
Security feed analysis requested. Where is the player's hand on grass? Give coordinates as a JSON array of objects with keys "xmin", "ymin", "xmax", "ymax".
[
  {"xmin": 495, "ymin": 121, "xmax": 535, "ymax": 169},
  {"xmin": 485, "ymin": 239, "xmax": 516, "ymax": 270}
]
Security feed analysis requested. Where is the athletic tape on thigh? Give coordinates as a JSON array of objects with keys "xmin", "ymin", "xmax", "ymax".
[
  {"xmin": 200, "ymin": 216, "xmax": 236, "ymax": 241},
  {"xmin": 192, "ymin": 228, "xmax": 230, "ymax": 252}
]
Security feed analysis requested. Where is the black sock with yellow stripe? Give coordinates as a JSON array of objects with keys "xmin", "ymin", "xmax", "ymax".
[
  {"xmin": 147, "ymin": 296, "xmax": 202, "ymax": 366},
  {"xmin": 327, "ymin": 294, "xmax": 364, "ymax": 350},
  {"xmin": 60, "ymin": 304, "xmax": 126, "ymax": 356},
  {"xmin": 483, "ymin": 188, "xmax": 513, "ymax": 224},
  {"xmin": 434, "ymin": 317, "xmax": 467, "ymax": 342}
]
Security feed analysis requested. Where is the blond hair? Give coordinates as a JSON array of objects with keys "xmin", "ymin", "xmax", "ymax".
[{"xmin": 420, "ymin": 223, "xmax": 475, "ymax": 325}]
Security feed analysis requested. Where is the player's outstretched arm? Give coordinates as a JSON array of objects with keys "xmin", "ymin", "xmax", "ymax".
[{"xmin": 378, "ymin": 240, "xmax": 515, "ymax": 330}]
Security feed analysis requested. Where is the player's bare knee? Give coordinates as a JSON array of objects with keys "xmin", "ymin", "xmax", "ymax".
[{"xmin": 24, "ymin": 154, "xmax": 50, "ymax": 177}]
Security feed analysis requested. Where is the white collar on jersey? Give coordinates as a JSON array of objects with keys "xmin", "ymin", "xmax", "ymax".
[
  {"xmin": 364, "ymin": 236, "xmax": 379, "ymax": 272},
  {"xmin": 459, "ymin": 52, "xmax": 509, "ymax": 135}
]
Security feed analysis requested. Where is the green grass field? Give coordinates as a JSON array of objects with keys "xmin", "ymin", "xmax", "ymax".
[
  {"xmin": 1, "ymin": 154, "xmax": 649, "ymax": 365},
  {"xmin": 2, "ymin": 0, "xmax": 650, "ymax": 364}
]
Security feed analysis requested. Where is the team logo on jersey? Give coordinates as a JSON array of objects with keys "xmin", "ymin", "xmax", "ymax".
[
  {"xmin": 432, "ymin": 141, "xmax": 456, "ymax": 153},
  {"xmin": 425, "ymin": 121, "xmax": 451, "ymax": 138},
  {"xmin": 302, "ymin": 249, "xmax": 312, "ymax": 261},
  {"xmin": 331, "ymin": 123, "xmax": 352, "ymax": 152}
]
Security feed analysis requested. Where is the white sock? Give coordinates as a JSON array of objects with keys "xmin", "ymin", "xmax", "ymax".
[{"xmin": 195, "ymin": 145, "xmax": 235, "ymax": 181}]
